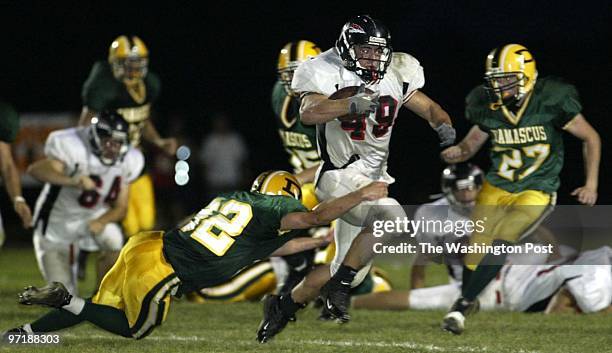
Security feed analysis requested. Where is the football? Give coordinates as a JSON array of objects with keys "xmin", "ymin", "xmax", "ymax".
[{"xmin": 329, "ymin": 85, "xmax": 375, "ymax": 121}]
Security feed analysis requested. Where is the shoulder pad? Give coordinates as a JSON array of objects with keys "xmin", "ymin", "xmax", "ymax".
[{"xmin": 390, "ymin": 52, "xmax": 422, "ymax": 83}]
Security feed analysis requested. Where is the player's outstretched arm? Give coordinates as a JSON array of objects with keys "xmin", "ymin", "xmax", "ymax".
[
  {"xmin": 27, "ymin": 159, "xmax": 96, "ymax": 190},
  {"xmin": 269, "ymin": 235, "xmax": 331, "ymax": 257},
  {"xmin": 0, "ymin": 141, "xmax": 32, "ymax": 228},
  {"xmin": 280, "ymin": 181, "xmax": 388, "ymax": 230},
  {"xmin": 143, "ymin": 119, "xmax": 178, "ymax": 156},
  {"xmin": 403, "ymin": 90, "xmax": 455, "ymax": 146},
  {"xmin": 564, "ymin": 114, "xmax": 600, "ymax": 206},
  {"xmin": 441, "ymin": 125, "xmax": 489, "ymax": 163}
]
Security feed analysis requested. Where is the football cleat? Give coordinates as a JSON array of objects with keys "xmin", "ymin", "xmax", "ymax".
[
  {"xmin": 18, "ymin": 282, "xmax": 72, "ymax": 308},
  {"xmin": 441, "ymin": 297, "xmax": 480, "ymax": 335},
  {"xmin": 317, "ymin": 307, "xmax": 335, "ymax": 321},
  {"xmin": 2, "ymin": 326, "xmax": 30, "ymax": 343},
  {"xmin": 257, "ymin": 295, "xmax": 292, "ymax": 343},
  {"xmin": 442, "ymin": 311, "xmax": 465, "ymax": 335},
  {"xmin": 319, "ymin": 278, "xmax": 351, "ymax": 323},
  {"xmin": 448, "ymin": 296, "xmax": 480, "ymax": 316}
]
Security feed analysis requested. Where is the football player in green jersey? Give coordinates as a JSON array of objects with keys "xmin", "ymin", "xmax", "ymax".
[
  {"xmin": 6, "ymin": 171, "xmax": 387, "ymax": 339},
  {"xmin": 0, "ymin": 101, "xmax": 32, "ymax": 248},
  {"xmin": 273, "ymin": 40, "xmax": 322, "ymax": 178},
  {"xmin": 271, "ymin": 40, "xmax": 324, "ymax": 296},
  {"xmin": 77, "ymin": 35, "xmax": 177, "ymax": 283},
  {"xmin": 439, "ymin": 44, "xmax": 601, "ymax": 334}
]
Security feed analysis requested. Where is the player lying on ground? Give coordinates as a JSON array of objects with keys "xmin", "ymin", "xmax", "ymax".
[
  {"xmin": 5, "ymin": 171, "xmax": 387, "ymax": 339},
  {"xmin": 353, "ymin": 246, "xmax": 612, "ymax": 315}
]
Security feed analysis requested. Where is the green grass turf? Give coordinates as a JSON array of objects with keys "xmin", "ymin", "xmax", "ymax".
[{"xmin": 1, "ymin": 248, "xmax": 610, "ymax": 353}]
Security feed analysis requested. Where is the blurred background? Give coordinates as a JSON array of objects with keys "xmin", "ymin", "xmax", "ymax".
[{"xmin": 0, "ymin": 1, "xmax": 610, "ymax": 244}]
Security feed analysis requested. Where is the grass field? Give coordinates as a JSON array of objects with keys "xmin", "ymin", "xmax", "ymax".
[{"xmin": 1, "ymin": 248, "xmax": 611, "ymax": 353}]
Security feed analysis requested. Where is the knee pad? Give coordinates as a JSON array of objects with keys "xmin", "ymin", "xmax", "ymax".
[{"xmin": 100, "ymin": 223, "xmax": 125, "ymax": 251}]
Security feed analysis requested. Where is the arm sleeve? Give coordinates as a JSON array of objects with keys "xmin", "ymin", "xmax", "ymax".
[
  {"xmin": 0, "ymin": 102, "xmax": 20, "ymax": 143},
  {"xmin": 44, "ymin": 132, "xmax": 80, "ymax": 175},
  {"xmin": 391, "ymin": 53, "xmax": 425, "ymax": 103},
  {"xmin": 147, "ymin": 73, "xmax": 162, "ymax": 104},
  {"xmin": 123, "ymin": 148, "xmax": 145, "ymax": 183},
  {"xmin": 402, "ymin": 65, "xmax": 425, "ymax": 103},
  {"xmin": 464, "ymin": 86, "xmax": 490, "ymax": 132},
  {"xmin": 554, "ymin": 84, "xmax": 582, "ymax": 129},
  {"xmin": 269, "ymin": 197, "xmax": 308, "ymax": 235},
  {"xmin": 291, "ymin": 61, "xmax": 326, "ymax": 95},
  {"xmin": 81, "ymin": 62, "xmax": 108, "ymax": 111}
]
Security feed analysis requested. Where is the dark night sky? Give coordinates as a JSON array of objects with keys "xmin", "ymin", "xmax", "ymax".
[{"xmin": 1, "ymin": 1, "xmax": 610, "ymax": 206}]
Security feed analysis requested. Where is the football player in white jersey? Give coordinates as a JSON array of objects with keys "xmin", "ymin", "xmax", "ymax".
[
  {"xmin": 257, "ymin": 15, "xmax": 456, "ymax": 342},
  {"xmin": 28, "ymin": 111, "xmax": 144, "ymax": 294},
  {"xmin": 354, "ymin": 246, "xmax": 611, "ymax": 315}
]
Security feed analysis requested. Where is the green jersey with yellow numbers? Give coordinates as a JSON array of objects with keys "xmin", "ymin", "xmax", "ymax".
[
  {"xmin": 0, "ymin": 101, "xmax": 20, "ymax": 143},
  {"xmin": 271, "ymin": 81, "xmax": 320, "ymax": 173},
  {"xmin": 163, "ymin": 191, "xmax": 307, "ymax": 293},
  {"xmin": 466, "ymin": 77, "xmax": 581, "ymax": 194},
  {"xmin": 81, "ymin": 61, "xmax": 161, "ymax": 147}
]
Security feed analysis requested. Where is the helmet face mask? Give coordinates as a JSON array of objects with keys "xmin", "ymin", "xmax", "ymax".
[
  {"xmin": 350, "ymin": 44, "xmax": 392, "ymax": 82},
  {"xmin": 277, "ymin": 40, "xmax": 321, "ymax": 96},
  {"xmin": 483, "ymin": 44, "xmax": 537, "ymax": 108},
  {"xmin": 336, "ymin": 15, "xmax": 392, "ymax": 83},
  {"xmin": 278, "ymin": 64, "xmax": 298, "ymax": 94},
  {"xmin": 441, "ymin": 163, "xmax": 483, "ymax": 213},
  {"xmin": 112, "ymin": 57, "xmax": 149, "ymax": 82},
  {"xmin": 89, "ymin": 111, "xmax": 130, "ymax": 166},
  {"xmin": 109, "ymin": 35, "xmax": 149, "ymax": 83}
]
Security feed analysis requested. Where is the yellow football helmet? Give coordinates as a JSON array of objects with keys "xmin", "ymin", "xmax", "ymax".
[
  {"xmin": 108, "ymin": 35, "xmax": 149, "ymax": 82},
  {"xmin": 277, "ymin": 40, "xmax": 321, "ymax": 95},
  {"xmin": 484, "ymin": 44, "xmax": 537, "ymax": 107},
  {"xmin": 251, "ymin": 170, "xmax": 302, "ymax": 201}
]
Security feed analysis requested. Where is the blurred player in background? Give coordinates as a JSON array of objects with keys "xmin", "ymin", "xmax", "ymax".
[
  {"xmin": 0, "ymin": 101, "xmax": 33, "ymax": 248},
  {"xmin": 440, "ymin": 44, "xmax": 601, "ymax": 334},
  {"xmin": 7, "ymin": 171, "xmax": 387, "ymax": 339},
  {"xmin": 271, "ymin": 40, "xmax": 325, "ymax": 295},
  {"xmin": 28, "ymin": 111, "xmax": 143, "ymax": 294},
  {"xmin": 77, "ymin": 35, "xmax": 177, "ymax": 279}
]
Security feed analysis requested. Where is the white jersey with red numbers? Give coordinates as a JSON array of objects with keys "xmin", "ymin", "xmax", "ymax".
[
  {"xmin": 32, "ymin": 127, "xmax": 144, "ymax": 245},
  {"xmin": 292, "ymin": 48, "xmax": 425, "ymax": 182}
]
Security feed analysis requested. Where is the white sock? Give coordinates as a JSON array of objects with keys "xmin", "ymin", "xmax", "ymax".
[
  {"xmin": 22, "ymin": 323, "xmax": 33, "ymax": 334},
  {"xmin": 63, "ymin": 296, "xmax": 85, "ymax": 315}
]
